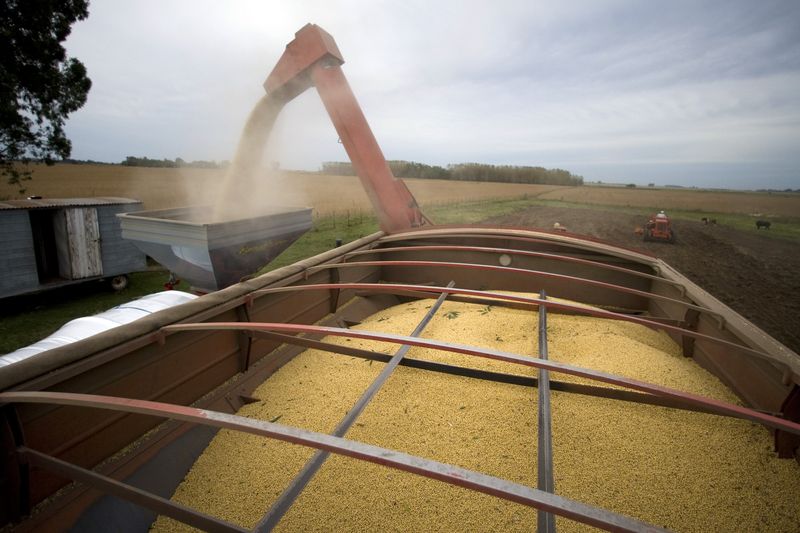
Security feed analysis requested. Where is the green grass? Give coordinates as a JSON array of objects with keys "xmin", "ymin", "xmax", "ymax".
[
  {"xmin": 423, "ymin": 196, "xmax": 545, "ymax": 225},
  {"xmin": 261, "ymin": 196, "xmax": 540, "ymax": 274},
  {"xmin": 263, "ymin": 211, "xmax": 379, "ymax": 272}
]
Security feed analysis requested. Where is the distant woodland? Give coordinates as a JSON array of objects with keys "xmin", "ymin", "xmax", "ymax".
[
  {"xmin": 61, "ymin": 157, "xmax": 584, "ymax": 186},
  {"xmin": 321, "ymin": 160, "xmax": 584, "ymax": 186},
  {"xmin": 119, "ymin": 156, "xmax": 225, "ymax": 169}
]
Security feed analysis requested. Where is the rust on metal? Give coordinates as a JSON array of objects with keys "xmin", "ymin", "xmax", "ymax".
[
  {"xmin": 247, "ymin": 330, "xmax": 747, "ymax": 417},
  {"xmin": 378, "ymin": 228, "xmax": 659, "ymax": 260},
  {"xmin": 234, "ymin": 303, "xmax": 253, "ymax": 372},
  {"xmin": 161, "ymin": 322, "xmax": 800, "ymax": 436},
  {"xmin": 0, "ymin": 392, "xmax": 667, "ymax": 533},
  {"xmin": 306, "ymin": 260, "xmax": 716, "ymax": 316},
  {"xmin": 249, "ymin": 282, "xmax": 778, "ymax": 366},
  {"xmin": 18, "ymin": 447, "xmax": 245, "ymax": 533},
  {"xmin": 255, "ymin": 281, "xmax": 456, "ymax": 530},
  {"xmin": 343, "ymin": 244, "xmax": 682, "ymax": 287},
  {"xmin": 680, "ymin": 308, "xmax": 701, "ymax": 358}
]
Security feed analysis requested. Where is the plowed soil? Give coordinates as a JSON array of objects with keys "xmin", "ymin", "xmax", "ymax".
[{"xmin": 486, "ymin": 206, "xmax": 800, "ymax": 355}]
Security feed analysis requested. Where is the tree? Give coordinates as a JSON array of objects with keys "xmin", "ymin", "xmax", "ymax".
[{"xmin": 0, "ymin": 0, "xmax": 92, "ymax": 192}]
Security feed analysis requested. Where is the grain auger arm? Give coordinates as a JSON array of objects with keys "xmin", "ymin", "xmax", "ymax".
[{"xmin": 265, "ymin": 23, "xmax": 430, "ymax": 233}]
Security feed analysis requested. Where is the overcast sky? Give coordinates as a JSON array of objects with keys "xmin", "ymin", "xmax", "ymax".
[{"xmin": 63, "ymin": 0, "xmax": 800, "ymax": 189}]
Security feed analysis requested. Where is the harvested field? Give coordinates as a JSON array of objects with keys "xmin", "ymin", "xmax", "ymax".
[
  {"xmin": 152, "ymin": 296, "xmax": 800, "ymax": 532},
  {"xmin": 538, "ymin": 186, "xmax": 800, "ymax": 218},
  {"xmin": 0, "ymin": 164, "xmax": 563, "ymax": 215},
  {"xmin": 7, "ymin": 164, "xmax": 797, "ymax": 223}
]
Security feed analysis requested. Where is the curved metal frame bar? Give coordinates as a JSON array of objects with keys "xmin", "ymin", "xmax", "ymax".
[
  {"xmin": 0, "ymin": 391, "xmax": 667, "ymax": 533},
  {"xmin": 379, "ymin": 229, "xmax": 657, "ymax": 260},
  {"xmin": 306, "ymin": 260, "xmax": 715, "ymax": 316},
  {"xmin": 253, "ymin": 330, "xmax": 749, "ymax": 416},
  {"xmin": 161, "ymin": 322, "xmax": 800, "ymax": 436},
  {"xmin": 343, "ymin": 244, "xmax": 683, "ymax": 288},
  {"xmin": 16, "ymin": 446, "xmax": 245, "ymax": 533},
  {"xmin": 250, "ymin": 282, "xmax": 777, "ymax": 365},
  {"xmin": 254, "ymin": 281, "xmax": 456, "ymax": 530}
]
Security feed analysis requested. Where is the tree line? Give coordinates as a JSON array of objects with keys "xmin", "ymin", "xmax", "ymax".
[
  {"xmin": 321, "ymin": 160, "xmax": 583, "ymax": 186},
  {"xmin": 121, "ymin": 156, "xmax": 226, "ymax": 169}
]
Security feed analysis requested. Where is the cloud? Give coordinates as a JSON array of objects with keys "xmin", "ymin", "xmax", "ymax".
[{"xmin": 62, "ymin": 0, "xmax": 800, "ymax": 188}]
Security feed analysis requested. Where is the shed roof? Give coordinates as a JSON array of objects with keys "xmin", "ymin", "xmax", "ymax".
[{"xmin": 0, "ymin": 197, "xmax": 141, "ymax": 211}]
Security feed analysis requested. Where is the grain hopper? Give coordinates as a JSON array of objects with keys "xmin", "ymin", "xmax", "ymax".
[
  {"xmin": 0, "ymin": 24, "xmax": 798, "ymax": 533},
  {"xmin": 116, "ymin": 205, "xmax": 312, "ymax": 292}
]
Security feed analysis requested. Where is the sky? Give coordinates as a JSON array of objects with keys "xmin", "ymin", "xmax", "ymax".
[{"xmin": 62, "ymin": 0, "xmax": 800, "ymax": 189}]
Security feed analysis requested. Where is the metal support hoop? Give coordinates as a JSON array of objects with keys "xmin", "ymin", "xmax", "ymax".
[
  {"xmin": 0, "ymin": 391, "xmax": 666, "ymax": 533},
  {"xmin": 162, "ymin": 322, "xmax": 800, "ymax": 436}
]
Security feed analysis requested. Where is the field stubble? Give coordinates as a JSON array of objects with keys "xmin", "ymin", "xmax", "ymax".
[
  {"xmin": 3, "ymin": 164, "xmax": 564, "ymax": 217},
  {"xmin": 5, "ymin": 165, "xmax": 797, "ymax": 222},
  {"xmin": 539, "ymin": 185, "xmax": 799, "ymax": 218}
]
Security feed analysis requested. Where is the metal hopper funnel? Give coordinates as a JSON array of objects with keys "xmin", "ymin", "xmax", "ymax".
[{"xmin": 117, "ymin": 206, "xmax": 311, "ymax": 291}]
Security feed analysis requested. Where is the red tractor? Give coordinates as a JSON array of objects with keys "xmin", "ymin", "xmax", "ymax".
[{"xmin": 644, "ymin": 211, "xmax": 675, "ymax": 243}]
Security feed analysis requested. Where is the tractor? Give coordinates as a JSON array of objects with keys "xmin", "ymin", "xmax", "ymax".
[{"xmin": 643, "ymin": 210, "xmax": 675, "ymax": 243}]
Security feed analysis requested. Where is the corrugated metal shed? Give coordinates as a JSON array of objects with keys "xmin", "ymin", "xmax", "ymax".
[{"xmin": 0, "ymin": 197, "xmax": 140, "ymax": 210}]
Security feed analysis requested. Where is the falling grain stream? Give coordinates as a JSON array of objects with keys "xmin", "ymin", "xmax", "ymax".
[{"xmin": 212, "ymin": 94, "xmax": 285, "ymax": 223}]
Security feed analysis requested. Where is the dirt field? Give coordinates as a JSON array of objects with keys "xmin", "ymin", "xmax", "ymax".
[
  {"xmin": 486, "ymin": 206, "xmax": 800, "ymax": 356},
  {"xmin": 538, "ymin": 186, "xmax": 799, "ymax": 218}
]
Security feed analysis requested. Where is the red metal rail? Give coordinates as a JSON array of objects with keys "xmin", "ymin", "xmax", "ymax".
[
  {"xmin": 250, "ymin": 282, "xmax": 775, "ymax": 364},
  {"xmin": 379, "ymin": 228, "xmax": 659, "ymax": 259},
  {"xmin": 0, "ymin": 391, "xmax": 667, "ymax": 533},
  {"xmin": 161, "ymin": 322, "xmax": 800, "ymax": 436},
  {"xmin": 254, "ymin": 281, "xmax": 455, "ymax": 530},
  {"xmin": 306, "ymin": 260, "xmax": 714, "ymax": 316},
  {"xmin": 343, "ymin": 244, "xmax": 684, "ymax": 288},
  {"xmin": 252, "ymin": 330, "xmax": 750, "ymax": 416}
]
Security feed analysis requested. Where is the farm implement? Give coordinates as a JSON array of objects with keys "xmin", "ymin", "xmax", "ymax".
[{"xmin": 643, "ymin": 211, "xmax": 676, "ymax": 243}]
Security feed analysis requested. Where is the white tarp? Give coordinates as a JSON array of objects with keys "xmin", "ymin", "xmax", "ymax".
[{"xmin": 0, "ymin": 291, "xmax": 197, "ymax": 368}]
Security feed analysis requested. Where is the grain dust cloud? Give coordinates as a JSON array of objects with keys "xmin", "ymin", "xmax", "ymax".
[{"xmin": 209, "ymin": 93, "xmax": 307, "ymax": 223}]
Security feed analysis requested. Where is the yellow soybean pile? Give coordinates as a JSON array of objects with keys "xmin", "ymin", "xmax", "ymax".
[{"xmin": 152, "ymin": 295, "xmax": 800, "ymax": 532}]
